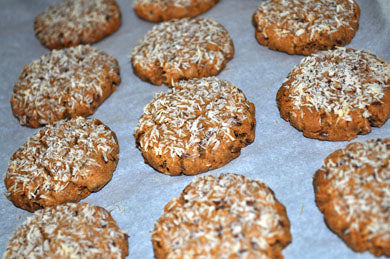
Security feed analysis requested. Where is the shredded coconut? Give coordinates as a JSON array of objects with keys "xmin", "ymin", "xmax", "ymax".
[
  {"xmin": 135, "ymin": 77, "xmax": 252, "ymax": 158},
  {"xmin": 5, "ymin": 117, "xmax": 118, "ymax": 200},
  {"xmin": 131, "ymin": 18, "xmax": 232, "ymax": 73},
  {"xmin": 253, "ymin": 0, "xmax": 358, "ymax": 40},
  {"xmin": 318, "ymin": 138, "xmax": 390, "ymax": 241},
  {"xmin": 153, "ymin": 173, "xmax": 290, "ymax": 258},
  {"xmin": 11, "ymin": 45, "xmax": 120, "ymax": 126},
  {"xmin": 3, "ymin": 203, "xmax": 128, "ymax": 258},
  {"xmin": 283, "ymin": 48, "xmax": 390, "ymax": 120}
]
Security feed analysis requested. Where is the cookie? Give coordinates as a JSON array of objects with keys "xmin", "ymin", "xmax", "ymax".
[
  {"xmin": 152, "ymin": 173, "xmax": 291, "ymax": 258},
  {"xmin": 276, "ymin": 47, "xmax": 390, "ymax": 141},
  {"xmin": 34, "ymin": 0, "xmax": 121, "ymax": 49},
  {"xmin": 135, "ymin": 77, "xmax": 255, "ymax": 176},
  {"xmin": 4, "ymin": 117, "xmax": 119, "ymax": 212},
  {"xmin": 133, "ymin": 0, "xmax": 219, "ymax": 22},
  {"xmin": 10, "ymin": 45, "xmax": 120, "ymax": 128},
  {"xmin": 252, "ymin": 0, "xmax": 360, "ymax": 55},
  {"xmin": 3, "ymin": 202, "xmax": 129, "ymax": 258},
  {"xmin": 313, "ymin": 138, "xmax": 390, "ymax": 256},
  {"xmin": 131, "ymin": 18, "xmax": 234, "ymax": 87}
]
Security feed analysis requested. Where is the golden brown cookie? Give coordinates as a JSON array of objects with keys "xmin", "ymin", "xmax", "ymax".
[
  {"xmin": 3, "ymin": 203, "xmax": 129, "ymax": 258},
  {"xmin": 135, "ymin": 77, "xmax": 255, "ymax": 176},
  {"xmin": 10, "ymin": 45, "xmax": 120, "ymax": 128},
  {"xmin": 133, "ymin": 0, "xmax": 219, "ymax": 22},
  {"xmin": 34, "ymin": 0, "xmax": 121, "ymax": 49},
  {"xmin": 313, "ymin": 138, "xmax": 390, "ymax": 257},
  {"xmin": 276, "ymin": 48, "xmax": 390, "ymax": 141},
  {"xmin": 131, "ymin": 18, "xmax": 234, "ymax": 87},
  {"xmin": 152, "ymin": 173, "xmax": 292, "ymax": 258},
  {"xmin": 4, "ymin": 117, "xmax": 119, "ymax": 212},
  {"xmin": 252, "ymin": 0, "xmax": 360, "ymax": 55}
]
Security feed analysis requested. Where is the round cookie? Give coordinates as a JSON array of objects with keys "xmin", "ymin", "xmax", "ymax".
[
  {"xmin": 313, "ymin": 138, "xmax": 390, "ymax": 256},
  {"xmin": 4, "ymin": 117, "xmax": 119, "ymax": 212},
  {"xmin": 133, "ymin": 0, "xmax": 219, "ymax": 22},
  {"xmin": 152, "ymin": 173, "xmax": 292, "ymax": 258},
  {"xmin": 34, "ymin": 0, "xmax": 121, "ymax": 49},
  {"xmin": 252, "ymin": 0, "xmax": 360, "ymax": 55},
  {"xmin": 131, "ymin": 18, "xmax": 234, "ymax": 87},
  {"xmin": 10, "ymin": 45, "xmax": 120, "ymax": 128},
  {"xmin": 135, "ymin": 77, "xmax": 255, "ymax": 176},
  {"xmin": 276, "ymin": 47, "xmax": 390, "ymax": 141},
  {"xmin": 3, "ymin": 203, "xmax": 129, "ymax": 258}
]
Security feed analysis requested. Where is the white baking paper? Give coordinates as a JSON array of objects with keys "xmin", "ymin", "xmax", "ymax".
[{"xmin": 0, "ymin": 0, "xmax": 389, "ymax": 258}]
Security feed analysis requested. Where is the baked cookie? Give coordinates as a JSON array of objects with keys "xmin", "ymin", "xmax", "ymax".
[
  {"xmin": 4, "ymin": 117, "xmax": 119, "ymax": 212},
  {"xmin": 3, "ymin": 203, "xmax": 129, "ymax": 258},
  {"xmin": 152, "ymin": 173, "xmax": 291, "ymax": 258},
  {"xmin": 135, "ymin": 77, "xmax": 255, "ymax": 176},
  {"xmin": 133, "ymin": 0, "xmax": 219, "ymax": 22},
  {"xmin": 131, "ymin": 18, "xmax": 234, "ymax": 87},
  {"xmin": 252, "ymin": 0, "xmax": 360, "ymax": 55},
  {"xmin": 313, "ymin": 138, "xmax": 390, "ymax": 256},
  {"xmin": 34, "ymin": 0, "xmax": 121, "ymax": 49},
  {"xmin": 276, "ymin": 48, "xmax": 390, "ymax": 141},
  {"xmin": 10, "ymin": 45, "xmax": 120, "ymax": 128}
]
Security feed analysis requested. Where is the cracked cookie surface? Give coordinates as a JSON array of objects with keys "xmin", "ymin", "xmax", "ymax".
[
  {"xmin": 11, "ymin": 45, "xmax": 120, "ymax": 128},
  {"xmin": 252, "ymin": 0, "xmax": 360, "ymax": 55},
  {"xmin": 34, "ymin": 0, "xmax": 121, "ymax": 49},
  {"xmin": 4, "ymin": 117, "xmax": 119, "ymax": 212},
  {"xmin": 276, "ymin": 48, "xmax": 390, "ymax": 141},
  {"xmin": 152, "ymin": 173, "xmax": 291, "ymax": 258},
  {"xmin": 314, "ymin": 138, "xmax": 390, "ymax": 256},
  {"xmin": 131, "ymin": 18, "xmax": 233, "ymax": 87},
  {"xmin": 3, "ymin": 203, "xmax": 129, "ymax": 258},
  {"xmin": 135, "ymin": 77, "xmax": 255, "ymax": 175}
]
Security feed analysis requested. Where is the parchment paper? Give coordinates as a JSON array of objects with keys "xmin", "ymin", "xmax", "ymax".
[{"xmin": 0, "ymin": 0, "xmax": 389, "ymax": 258}]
